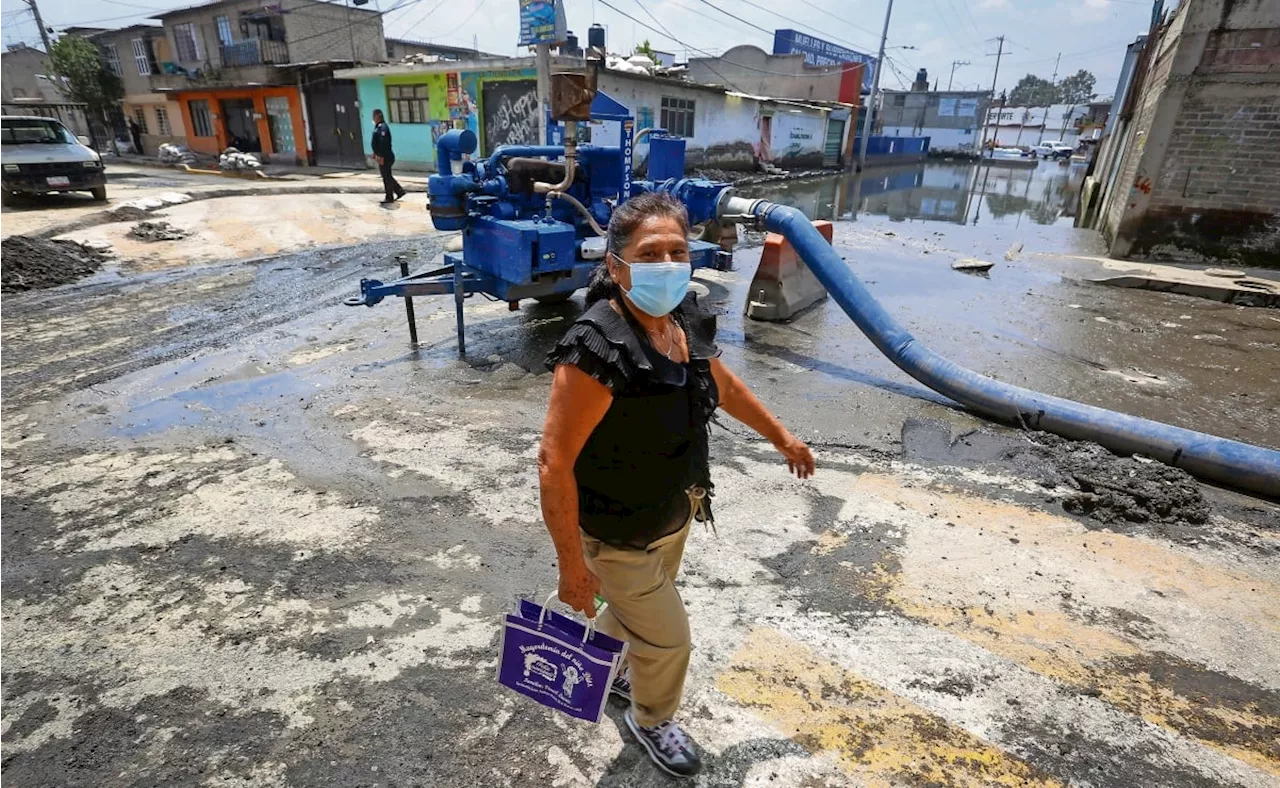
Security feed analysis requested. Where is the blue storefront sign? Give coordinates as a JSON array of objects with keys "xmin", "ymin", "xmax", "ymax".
[
  {"xmin": 518, "ymin": 0, "xmax": 567, "ymax": 46},
  {"xmin": 773, "ymin": 29, "xmax": 877, "ymax": 93}
]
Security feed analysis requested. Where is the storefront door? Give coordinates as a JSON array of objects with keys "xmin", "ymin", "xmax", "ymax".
[{"xmin": 221, "ymin": 98, "xmax": 260, "ymax": 152}]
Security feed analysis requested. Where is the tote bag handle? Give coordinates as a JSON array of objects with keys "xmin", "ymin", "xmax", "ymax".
[{"xmin": 537, "ymin": 590, "xmax": 597, "ymax": 644}]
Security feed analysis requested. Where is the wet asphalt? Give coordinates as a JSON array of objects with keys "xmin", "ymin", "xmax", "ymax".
[{"xmin": 2, "ymin": 164, "xmax": 1278, "ymax": 787}]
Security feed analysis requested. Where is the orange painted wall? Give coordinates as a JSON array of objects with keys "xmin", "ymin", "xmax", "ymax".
[{"xmin": 174, "ymin": 86, "xmax": 308, "ymax": 164}]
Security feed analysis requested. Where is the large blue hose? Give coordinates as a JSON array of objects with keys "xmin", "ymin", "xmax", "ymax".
[{"xmin": 736, "ymin": 198, "xmax": 1280, "ymax": 498}]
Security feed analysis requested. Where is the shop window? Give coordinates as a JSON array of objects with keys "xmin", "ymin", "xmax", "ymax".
[
  {"xmin": 189, "ymin": 99, "xmax": 214, "ymax": 137},
  {"xmin": 386, "ymin": 84, "xmax": 429, "ymax": 124},
  {"xmin": 660, "ymin": 96, "xmax": 694, "ymax": 138},
  {"xmin": 103, "ymin": 43, "xmax": 121, "ymax": 76},
  {"xmin": 266, "ymin": 96, "xmax": 296, "ymax": 153},
  {"xmin": 173, "ymin": 22, "xmax": 201, "ymax": 62},
  {"xmin": 154, "ymin": 106, "xmax": 171, "ymax": 136}
]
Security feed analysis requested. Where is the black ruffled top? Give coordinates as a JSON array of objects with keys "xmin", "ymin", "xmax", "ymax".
[{"xmin": 545, "ymin": 293, "xmax": 721, "ymax": 549}]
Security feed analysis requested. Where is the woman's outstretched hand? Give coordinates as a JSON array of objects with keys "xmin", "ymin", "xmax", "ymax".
[{"xmin": 775, "ymin": 433, "xmax": 816, "ymax": 479}]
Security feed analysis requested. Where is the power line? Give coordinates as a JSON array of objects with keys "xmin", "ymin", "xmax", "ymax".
[
  {"xmin": 954, "ymin": 0, "xmax": 985, "ymax": 42},
  {"xmin": 794, "ymin": 0, "xmax": 886, "ymax": 43},
  {"xmin": 726, "ymin": 0, "xmax": 880, "ymax": 53},
  {"xmin": 622, "ymin": 0, "xmax": 876, "ymax": 90},
  {"xmin": 429, "ymin": 0, "xmax": 491, "ymax": 40},
  {"xmin": 619, "ymin": 0, "xmax": 748, "ymax": 91},
  {"xmin": 396, "ymin": 0, "xmax": 450, "ymax": 39}
]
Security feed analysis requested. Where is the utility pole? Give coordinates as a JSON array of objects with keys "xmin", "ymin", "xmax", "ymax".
[
  {"xmin": 948, "ymin": 60, "xmax": 970, "ymax": 91},
  {"xmin": 344, "ymin": 0, "xmax": 357, "ymax": 63},
  {"xmin": 536, "ymin": 42, "xmax": 552, "ymax": 144},
  {"xmin": 24, "ymin": 0, "xmax": 53, "ymax": 53},
  {"xmin": 856, "ymin": 0, "xmax": 894, "ymax": 172},
  {"xmin": 979, "ymin": 35, "xmax": 1005, "ymax": 153},
  {"xmin": 1039, "ymin": 52, "xmax": 1061, "ymax": 144}
]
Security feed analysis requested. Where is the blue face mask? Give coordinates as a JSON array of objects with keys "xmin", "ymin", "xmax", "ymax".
[{"xmin": 615, "ymin": 256, "xmax": 691, "ymax": 317}]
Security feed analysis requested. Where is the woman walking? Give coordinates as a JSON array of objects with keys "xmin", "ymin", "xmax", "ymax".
[{"xmin": 538, "ymin": 192, "xmax": 815, "ymax": 777}]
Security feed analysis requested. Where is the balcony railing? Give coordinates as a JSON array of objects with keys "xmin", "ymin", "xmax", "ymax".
[{"xmin": 218, "ymin": 38, "xmax": 289, "ymax": 67}]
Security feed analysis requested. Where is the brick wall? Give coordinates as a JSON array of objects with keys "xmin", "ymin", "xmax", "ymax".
[
  {"xmin": 1150, "ymin": 87, "xmax": 1280, "ymax": 212},
  {"xmin": 282, "ymin": 0, "xmax": 385, "ymax": 65},
  {"xmin": 1097, "ymin": 0, "xmax": 1280, "ymax": 264}
]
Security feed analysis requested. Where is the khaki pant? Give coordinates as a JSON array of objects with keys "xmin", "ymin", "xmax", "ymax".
[{"xmin": 580, "ymin": 512, "xmax": 694, "ymax": 727}]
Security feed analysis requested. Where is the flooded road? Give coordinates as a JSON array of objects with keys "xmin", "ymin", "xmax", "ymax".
[
  {"xmin": 742, "ymin": 158, "xmax": 1088, "ymax": 230},
  {"xmin": 3, "ymin": 162, "xmax": 1278, "ymax": 787},
  {"xmin": 730, "ymin": 160, "xmax": 1280, "ymax": 451}
]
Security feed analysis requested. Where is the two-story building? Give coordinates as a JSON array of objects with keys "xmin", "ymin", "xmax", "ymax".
[
  {"xmin": 147, "ymin": 0, "xmax": 387, "ymax": 163},
  {"xmin": 70, "ymin": 24, "xmax": 188, "ymax": 155},
  {"xmin": 877, "ymin": 88, "xmax": 991, "ymax": 155}
]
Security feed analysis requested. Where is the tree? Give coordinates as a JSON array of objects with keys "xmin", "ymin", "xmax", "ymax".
[
  {"xmin": 1057, "ymin": 69, "xmax": 1097, "ymax": 104},
  {"xmin": 48, "ymin": 36, "xmax": 123, "ymax": 151},
  {"xmin": 634, "ymin": 39, "xmax": 656, "ymax": 59},
  {"xmin": 1007, "ymin": 74, "xmax": 1058, "ymax": 107}
]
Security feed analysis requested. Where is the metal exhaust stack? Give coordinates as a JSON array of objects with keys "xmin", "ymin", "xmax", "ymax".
[{"xmin": 718, "ymin": 196, "xmax": 1280, "ymax": 498}]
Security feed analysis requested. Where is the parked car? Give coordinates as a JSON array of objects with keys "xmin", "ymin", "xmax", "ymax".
[
  {"xmin": 1, "ymin": 115, "xmax": 107, "ymax": 205},
  {"xmin": 1033, "ymin": 140, "xmax": 1074, "ymax": 159}
]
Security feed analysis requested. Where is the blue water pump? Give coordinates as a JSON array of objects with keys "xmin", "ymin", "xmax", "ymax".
[{"xmin": 346, "ymin": 73, "xmax": 733, "ymax": 355}]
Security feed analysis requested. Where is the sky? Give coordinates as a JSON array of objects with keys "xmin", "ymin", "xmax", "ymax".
[{"xmin": 1, "ymin": 0, "xmax": 1157, "ymax": 100}]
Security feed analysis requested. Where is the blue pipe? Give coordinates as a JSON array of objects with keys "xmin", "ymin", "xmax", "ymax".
[
  {"xmin": 435, "ymin": 128, "xmax": 477, "ymax": 174},
  {"xmin": 732, "ymin": 198, "xmax": 1280, "ymax": 498}
]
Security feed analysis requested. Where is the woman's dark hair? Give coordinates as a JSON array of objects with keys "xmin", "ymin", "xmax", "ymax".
[{"xmin": 585, "ymin": 192, "xmax": 691, "ymax": 305}]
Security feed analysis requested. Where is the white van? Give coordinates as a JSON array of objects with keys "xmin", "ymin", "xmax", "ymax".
[{"xmin": 1, "ymin": 115, "xmax": 107, "ymax": 205}]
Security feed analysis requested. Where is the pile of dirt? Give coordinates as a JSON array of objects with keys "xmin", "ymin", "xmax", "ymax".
[
  {"xmin": 1, "ymin": 236, "xmax": 110, "ymax": 293},
  {"xmin": 1031, "ymin": 434, "xmax": 1211, "ymax": 526},
  {"xmin": 901, "ymin": 418, "xmax": 1212, "ymax": 531},
  {"xmin": 127, "ymin": 221, "xmax": 189, "ymax": 242}
]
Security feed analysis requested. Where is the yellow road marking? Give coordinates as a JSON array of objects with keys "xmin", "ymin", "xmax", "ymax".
[
  {"xmin": 848, "ymin": 474, "xmax": 1280, "ymax": 776},
  {"xmin": 717, "ymin": 628, "xmax": 1062, "ymax": 787}
]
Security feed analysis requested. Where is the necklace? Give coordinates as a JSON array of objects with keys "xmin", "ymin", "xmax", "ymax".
[{"xmin": 649, "ymin": 319, "xmax": 678, "ymax": 359}]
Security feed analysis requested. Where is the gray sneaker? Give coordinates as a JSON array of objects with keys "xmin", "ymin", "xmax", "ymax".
[
  {"xmin": 610, "ymin": 669, "xmax": 632, "ymax": 702},
  {"xmin": 624, "ymin": 708, "xmax": 702, "ymax": 777}
]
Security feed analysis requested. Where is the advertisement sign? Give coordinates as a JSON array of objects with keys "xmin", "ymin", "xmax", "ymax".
[
  {"xmin": 772, "ymin": 28, "xmax": 876, "ymax": 94},
  {"xmin": 518, "ymin": 0, "xmax": 567, "ymax": 47}
]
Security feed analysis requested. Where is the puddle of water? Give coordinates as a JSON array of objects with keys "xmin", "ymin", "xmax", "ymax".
[
  {"xmin": 118, "ymin": 366, "xmax": 326, "ymax": 437},
  {"xmin": 741, "ymin": 159, "xmax": 1086, "ymax": 229}
]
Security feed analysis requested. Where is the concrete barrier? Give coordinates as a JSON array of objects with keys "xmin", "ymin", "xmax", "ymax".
[{"xmin": 744, "ymin": 220, "xmax": 832, "ymax": 321}]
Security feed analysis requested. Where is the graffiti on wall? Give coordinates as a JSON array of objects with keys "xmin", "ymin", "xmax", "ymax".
[{"xmin": 482, "ymin": 79, "xmax": 539, "ymax": 152}]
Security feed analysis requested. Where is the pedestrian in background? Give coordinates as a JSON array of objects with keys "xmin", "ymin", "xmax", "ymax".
[
  {"xmin": 128, "ymin": 118, "xmax": 143, "ymax": 156},
  {"xmin": 370, "ymin": 109, "xmax": 405, "ymax": 204},
  {"xmin": 538, "ymin": 192, "xmax": 815, "ymax": 778}
]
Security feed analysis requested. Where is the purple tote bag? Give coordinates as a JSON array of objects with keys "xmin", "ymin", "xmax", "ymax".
[{"xmin": 497, "ymin": 593, "xmax": 628, "ymax": 723}]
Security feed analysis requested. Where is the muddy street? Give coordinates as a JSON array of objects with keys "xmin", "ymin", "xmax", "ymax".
[{"xmin": 2, "ymin": 170, "xmax": 1279, "ymax": 787}]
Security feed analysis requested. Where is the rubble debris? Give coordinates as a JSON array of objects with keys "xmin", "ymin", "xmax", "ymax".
[
  {"xmin": 127, "ymin": 220, "xmax": 189, "ymax": 242},
  {"xmin": 219, "ymin": 147, "xmax": 262, "ymax": 171},
  {"xmin": 399, "ymin": 52, "xmax": 443, "ymax": 64},
  {"xmin": 953, "ymin": 258, "xmax": 995, "ymax": 272},
  {"xmin": 157, "ymin": 143, "xmax": 197, "ymax": 166},
  {"xmin": 902, "ymin": 419, "xmax": 1212, "ymax": 534},
  {"xmin": 1, "ymin": 235, "xmax": 110, "ymax": 292},
  {"xmin": 109, "ymin": 192, "xmax": 193, "ymax": 220},
  {"xmin": 1028, "ymin": 434, "xmax": 1211, "ymax": 528}
]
